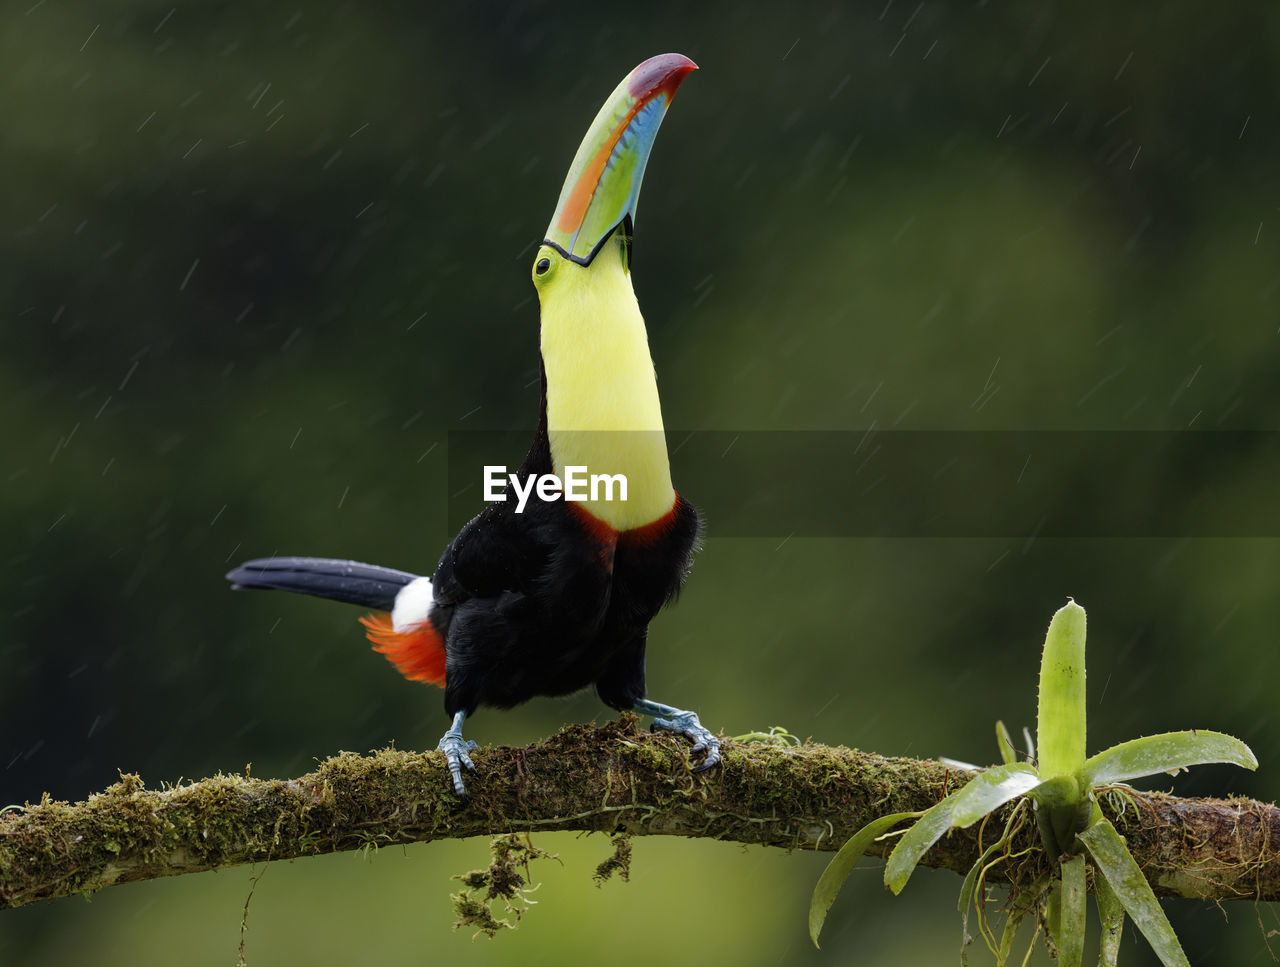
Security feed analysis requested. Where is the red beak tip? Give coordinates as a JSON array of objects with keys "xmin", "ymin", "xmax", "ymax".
[{"xmin": 628, "ymin": 53, "xmax": 699, "ymax": 100}]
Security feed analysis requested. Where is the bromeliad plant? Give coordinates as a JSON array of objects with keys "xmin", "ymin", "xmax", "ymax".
[{"xmin": 809, "ymin": 600, "xmax": 1257, "ymax": 966}]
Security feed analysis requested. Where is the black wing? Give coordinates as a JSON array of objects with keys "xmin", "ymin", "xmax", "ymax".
[{"xmin": 429, "ymin": 490, "xmax": 617, "ymax": 715}]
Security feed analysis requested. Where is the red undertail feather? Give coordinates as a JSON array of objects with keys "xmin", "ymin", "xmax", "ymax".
[{"xmin": 360, "ymin": 612, "xmax": 447, "ymax": 687}]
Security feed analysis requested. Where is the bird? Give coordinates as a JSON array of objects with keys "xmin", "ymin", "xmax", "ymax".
[{"xmin": 226, "ymin": 53, "xmax": 717, "ymax": 796}]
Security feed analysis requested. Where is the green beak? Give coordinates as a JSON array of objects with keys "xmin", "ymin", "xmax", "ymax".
[{"xmin": 544, "ymin": 53, "xmax": 698, "ymax": 266}]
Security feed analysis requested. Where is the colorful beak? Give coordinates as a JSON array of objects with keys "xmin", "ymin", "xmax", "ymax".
[{"xmin": 544, "ymin": 53, "xmax": 698, "ymax": 266}]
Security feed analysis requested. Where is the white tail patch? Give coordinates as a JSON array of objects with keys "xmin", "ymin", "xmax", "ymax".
[{"xmin": 391, "ymin": 576, "xmax": 435, "ymax": 631}]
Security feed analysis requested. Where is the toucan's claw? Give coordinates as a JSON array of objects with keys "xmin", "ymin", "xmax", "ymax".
[
  {"xmin": 438, "ymin": 730, "xmax": 479, "ymax": 797},
  {"xmin": 652, "ymin": 710, "xmax": 722, "ymax": 773}
]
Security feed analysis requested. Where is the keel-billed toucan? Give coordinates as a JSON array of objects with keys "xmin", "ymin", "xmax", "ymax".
[{"xmin": 227, "ymin": 54, "xmax": 716, "ymax": 796}]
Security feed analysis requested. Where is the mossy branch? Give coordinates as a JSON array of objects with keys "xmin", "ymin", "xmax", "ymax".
[{"xmin": 2, "ymin": 716, "xmax": 1276, "ymax": 910}]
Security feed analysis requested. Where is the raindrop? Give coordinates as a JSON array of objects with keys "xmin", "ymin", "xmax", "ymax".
[
  {"xmin": 179, "ymin": 258, "xmax": 199, "ymax": 291},
  {"xmin": 118, "ymin": 360, "xmax": 140, "ymax": 391}
]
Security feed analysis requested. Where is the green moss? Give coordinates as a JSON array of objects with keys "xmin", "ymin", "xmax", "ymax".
[
  {"xmin": 593, "ymin": 834, "xmax": 632, "ymax": 885},
  {"xmin": 450, "ymin": 834, "xmax": 559, "ymax": 938}
]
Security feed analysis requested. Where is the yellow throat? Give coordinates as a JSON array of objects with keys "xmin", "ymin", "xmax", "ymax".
[{"xmin": 534, "ymin": 235, "xmax": 675, "ymax": 531}]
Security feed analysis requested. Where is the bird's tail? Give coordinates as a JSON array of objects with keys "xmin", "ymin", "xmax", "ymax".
[
  {"xmin": 226, "ymin": 556, "xmax": 447, "ymax": 686},
  {"xmin": 226, "ymin": 556, "xmax": 417, "ymax": 609}
]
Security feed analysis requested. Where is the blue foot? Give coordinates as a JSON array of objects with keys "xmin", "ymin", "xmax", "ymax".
[
  {"xmin": 437, "ymin": 711, "xmax": 478, "ymax": 796},
  {"xmin": 634, "ymin": 699, "xmax": 722, "ymax": 773}
]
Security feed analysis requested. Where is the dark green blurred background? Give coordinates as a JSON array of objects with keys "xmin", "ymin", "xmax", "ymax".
[{"xmin": 3, "ymin": 2, "xmax": 1278, "ymax": 964}]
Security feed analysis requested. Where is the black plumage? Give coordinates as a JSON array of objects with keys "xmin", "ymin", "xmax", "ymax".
[
  {"xmin": 227, "ymin": 557, "xmax": 416, "ymax": 610},
  {"xmin": 430, "ymin": 397, "xmax": 701, "ymax": 715}
]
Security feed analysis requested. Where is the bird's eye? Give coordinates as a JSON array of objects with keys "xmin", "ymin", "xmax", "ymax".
[{"xmin": 535, "ymin": 257, "xmax": 551, "ymax": 276}]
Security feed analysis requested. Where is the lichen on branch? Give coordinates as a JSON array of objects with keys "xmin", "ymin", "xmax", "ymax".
[{"xmin": 1, "ymin": 716, "xmax": 1276, "ymax": 911}]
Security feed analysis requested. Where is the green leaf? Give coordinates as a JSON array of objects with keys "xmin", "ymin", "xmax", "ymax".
[
  {"xmin": 1082, "ymin": 730, "xmax": 1258, "ymax": 787},
  {"xmin": 1095, "ymin": 862, "xmax": 1126, "ymax": 967},
  {"xmin": 1028, "ymin": 773, "xmax": 1079, "ymax": 810},
  {"xmin": 885, "ymin": 764, "xmax": 1041, "ymax": 894},
  {"xmin": 1036, "ymin": 599, "xmax": 1088, "ymax": 778},
  {"xmin": 1030, "ymin": 778, "xmax": 1094, "ymax": 856},
  {"xmin": 958, "ymin": 837, "xmax": 1006, "ymax": 961},
  {"xmin": 1079, "ymin": 818, "xmax": 1191, "ymax": 967},
  {"xmin": 809, "ymin": 811, "xmax": 919, "ymax": 948},
  {"xmin": 1056, "ymin": 853, "xmax": 1087, "ymax": 967},
  {"xmin": 996, "ymin": 872, "xmax": 1050, "ymax": 967},
  {"xmin": 996, "ymin": 720, "xmax": 1017, "ymax": 765},
  {"xmin": 959, "ymin": 799, "xmax": 1030, "ymax": 964},
  {"xmin": 1043, "ymin": 877, "xmax": 1061, "ymax": 961},
  {"xmin": 996, "ymin": 903, "xmax": 1026, "ymax": 967},
  {"xmin": 950, "ymin": 765, "xmax": 1044, "ymax": 828},
  {"xmin": 958, "ymin": 838, "xmax": 1005, "ymax": 915}
]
